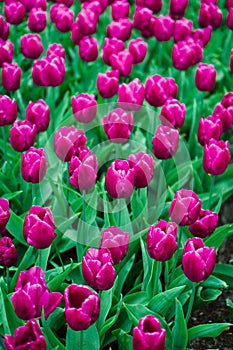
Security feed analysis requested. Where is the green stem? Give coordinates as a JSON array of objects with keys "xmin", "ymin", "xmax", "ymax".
[
  {"xmin": 208, "ymin": 175, "xmax": 215, "ymax": 209},
  {"xmin": 169, "ymin": 226, "xmax": 183, "ymax": 284},
  {"xmin": 54, "ymin": 243, "xmax": 65, "ymax": 272},
  {"xmin": 2, "ymin": 126, "xmax": 8, "ymax": 162},
  {"xmin": 164, "ymin": 261, "xmax": 169, "ymax": 288},
  {"xmin": 186, "ymin": 282, "xmax": 196, "ymax": 323},
  {"xmin": 153, "ymin": 260, "xmax": 161, "ymax": 295},
  {"xmin": 38, "ymin": 249, "xmax": 43, "ymax": 268},
  {"xmin": 80, "ymin": 330, "xmax": 83, "ymax": 350},
  {"xmin": 5, "ymin": 267, "xmax": 10, "ymax": 294}
]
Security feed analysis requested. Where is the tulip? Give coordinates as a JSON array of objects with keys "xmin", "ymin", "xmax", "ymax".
[
  {"xmin": 197, "ymin": 116, "xmax": 222, "ymax": 146},
  {"xmin": 0, "ymin": 95, "xmax": 18, "ymax": 126},
  {"xmin": 28, "ymin": 8, "xmax": 47, "ymax": 32},
  {"xmin": 212, "ymin": 102, "xmax": 233, "ymax": 132},
  {"xmin": 133, "ymin": 315, "xmax": 166, "ymax": 350},
  {"xmin": 77, "ymin": 8, "xmax": 99, "ymax": 35},
  {"xmin": 21, "ymin": 147, "xmax": 47, "ymax": 183},
  {"xmin": 152, "ymin": 125, "xmax": 179, "ymax": 159},
  {"xmin": 107, "ymin": 18, "xmax": 132, "ymax": 42},
  {"xmin": 169, "ymin": 189, "xmax": 202, "ymax": 226},
  {"xmin": 192, "ymin": 25, "xmax": 212, "ymax": 47},
  {"xmin": 221, "ymin": 92, "xmax": 233, "ymax": 108},
  {"xmin": 82, "ymin": 248, "xmax": 116, "ymax": 290},
  {"xmin": 11, "ymin": 266, "xmax": 62, "ymax": 319},
  {"xmin": 128, "ymin": 152, "xmax": 155, "ymax": 188},
  {"xmin": 203, "ymin": 139, "xmax": 230, "ymax": 176},
  {"xmin": 10, "ymin": 120, "xmax": 37, "ymax": 152},
  {"xmin": 72, "ymin": 93, "xmax": 97, "ymax": 123},
  {"xmin": 173, "ymin": 18, "xmax": 193, "ymax": 42},
  {"xmin": 195, "ymin": 63, "xmax": 216, "ymax": 92},
  {"xmin": 2, "ymin": 63, "xmax": 22, "ymax": 92},
  {"xmin": 118, "ymin": 78, "xmax": 145, "ymax": 111},
  {"xmin": 4, "ymin": 319, "xmax": 46, "ymax": 350},
  {"xmin": 71, "ymin": 21, "xmax": 83, "ymax": 45},
  {"xmin": 0, "ymin": 39, "xmax": 14, "ymax": 67},
  {"xmin": 102, "ymin": 37, "xmax": 124, "ymax": 66},
  {"xmin": 97, "ymin": 70, "xmax": 119, "ymax": 99},
  {"xmin": 189, "ymin": 209, "xmax": 218, "ymax": 238},
  {"xmin": 64, "ymin": 284, "xmax": 100, "ymax": 331},
  {"xmin": 111, "ymin": 1, "xmax": 130, "ymax": 21},
  {"xmin": 128, "ymin": 38, "xmax": 147, "ymax": 64},
  {"xmin": 227, "ymin": 0, "xmax": 233, "ymax": 8},
  {"xmin": 82, "ymin": 1, "xmax": 103, "ymax": 15},
  {"xmin": 182, "ymin": 237, "xmax": 216, "ymax": 282},
  {"xmin": 153, "ymin": 15, "xmax": 174, "ymax": 42},
  {"xmin": 32, "ymin": 56, "xmax": 65, "ymax": 86},
  {"xmin": 105, "ymin": 159, "xmax": 134, "ymax": 198},
  {"xmin": 26, "ymin": 99, "xmax": 50, "ymax": 133},
  {"xmin": 20, "ymin": 0, "xmax": 47, "ymax": 11},
  {"xmin": 4, "ymin": 1, "xmax": 26, "ymax": 25},
  {"xmin": 147, "ymin": 220, "xmax": 178, "ymax": 261},
  {"xmin": 51, "ymin": 4, "xmax": 74, "ymax": 32},
  {"xmin": 0, "ymin": 236, "xmax": 18, "ymax": 267},
  {"xmin": 172, "ymin": 38, "xmax": 203, "ymax": 70},
  {"xmin": 54, "ymin": 126, "xmax": 87, "ymax": 162},
  {"xmin": 133, "ymin": 7, "xmax": 154, "ymax": 38},
  {"xmin": 20, "ymin": 34, "xmax": 43, "ymax": 59},
  {"xmin": 145, "ymin": 74, "xmax": 178, "ymax": 107},
  {"xmin": 47, "ymin": 43, "xmax": 66, "ymax": 59},
  {"xmin": 0, "ymin": 198, "xmax": 10, "ymax": 234},
  {"xmin": 227, "ymin": 8, "xmax": 233, "ymax": 30},
  {"xmin": 169, "ymin": 0, "xmax": 188, "ymax": 19},
  {"xmin": 136, "ymin": 0, "xmax": 162, "ymax": 13},
  {"xmin": 198, "ymin": 3, "xmax": 222, "ymax": 29},
  {"xmin": 110, "ymin": 49, "xmax": 133, "ymax": 77},
  {"xmin": 102, "ymin": 108, "xmax": 133, "ymax": 143},
  {"xmin": 0, "ymin": 16, "xmax": 10, "ymax": 40},
  {"xmin": 56, "ymin": 0, "xmax": 74, "ymax": 6},
  {"xmin": 159, "ymin": 97, "xmax": 186, "ymax": 128},
  {"xmin": 79, "ymin": 36, "xmax": 98, "ymax": 62}
]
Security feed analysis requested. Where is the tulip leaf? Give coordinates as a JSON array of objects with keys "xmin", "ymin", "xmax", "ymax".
[
  {"xmin": 172, "ymin": 299, "xmax": 188, "ymax": 350},
  {"xmin": 140, "ymin": 238, "xmax": 153, "ymax": 292},
  {"xmin": 42, "ymin": 318, "xmax": 66, "ymax": 350},
  {"xmin": 201, "ymin": 274, "xmax": 228, "ymax": 290},
  {"xmin": 205, "ymin": 224, "xmax": 233, "ymax": 250},
  {"xmin": 112, "ymin": 329, "xmax": 133, "ymax": 350},
  {"xmin": 195, "ymin": 287, "xmax": 222, "ymax": 309},
  {"xmin": 123, "ymin": 291, "xmax": 148, "ymax": 306},
  {"xmin": 2, "ymin": 191, "xmax": 23, "ymax": 200},
  {"xmin": 213, "ymin": 263, "xmax": 233, "ymax": 289},
  {"xmin": 97, "ymin": 285, "xmax": 114, "ymax": 330},
  {"xmin": 114, "ymin": 254, "xmax": 135, "ymax": 297},
  {"xmin": 6, "ymin": 211, "xmax": 26, "ymax": 246},
  {"xmin": 99, "ymin": 294, "xmax": 123, "ymax": 338},
  {"xmin": 188, "ymin": 323, "xmax": 232, "ymax": 341},
  {"xmin": 47, "ymin": 261, "xmax": 80, "ymax": 292},
  {"xmin": 66, "ymin": 325, "xmax": 100, "ymax": 350}
]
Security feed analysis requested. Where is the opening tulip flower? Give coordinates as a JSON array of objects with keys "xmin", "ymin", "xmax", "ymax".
[
  {"xmin": 0, "ymin": 236, "xmax": 18, "ymax": 267},
  {"xmin": 0, "ymin": 198, "xmax": 10, "ymax": 233},
  {"xmin": 128, "ymin": 152, "xmax": 155, "ymax": 188},
  {"xmin": 152, "ymin": 125, "xmax": 179, "ymax": 160},
  {"xmin": 102, "ymin": 108, "xmax": 134, "ymax": 143},
  {"xmin": 189, "ymin": 209, "xmax": 218, "ymax": 238},
  {"xmin": 21, "ymin": 147, "xmax": 47, "ymax": 183},
  {"xmin": 203, "ymin": 139, "xmax": 231, "ymax": 176}
]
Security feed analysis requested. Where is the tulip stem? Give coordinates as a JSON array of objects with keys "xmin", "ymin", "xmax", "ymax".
[
  {"xmin": 80, "ymin": 330, "xmax": 84, "ymax": 350},
  {"xmin": 5, "ymin": 267, "xmax": 10, "ymax": 294},
  {"xmin": 38, "ymin": 249, "xmax": 43, "ymax": 268},
  {"xmin": 208, "ymin": 175, "xmax": 215, "ymax": 209},
  {"xmin": 169, "ymin": 226, "xmax": 183, "ymax": 285},
  {"xmin": 185, "ymin": 282, "xmax": 196, "ymax": 324},
  {"xmin": 152, "ymin": 260, "xmax": 161, "ymax": 296},
  {"xmin": 2, "ymin": 126, "xmax": 8, "ymax": 162}
]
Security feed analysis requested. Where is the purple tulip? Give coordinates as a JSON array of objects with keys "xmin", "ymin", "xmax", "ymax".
[
  {"xmin": 0, "ymin": 39, "xmax": 14, "ymax": 67},
  {"xmin": 147, "ymin": 220, "xmax": 178, "ymax": 261},
  {"xmin": 169, "ymin": 0, "xmax": 188, "ymax": 19},
  {"xmin": 28, "ymin": 8, "xmax": 47, "ymax": 32},
  {"xmin": 192, "ymin": 25, "xmax": 212, "ymax": 47},
  {"xmin": 20, "ymin": 34, "xmax": 43, "ymax": 59},
  {"xmin": 227, "ymin": 0, "xmax": 233, "ymax": 8},
  {"xmin": 102, "ymin": 108, "xmax": 133, "ymax": 143},
  {"xmin": 0, "ymin": 237, "xmax": 18, "ymax": 267},
  {"xmin": 56, "ymin": 0, "xmax": 74, "ymax": 7},
  {"xmin": 105, "ymin": 159, "xmax": 134, "ymax": 198},
  {"xmin": 182, "ymin": 237, "xmax": 216, "ymax": 282},
  {"xmin": 26, "ymin": 99, "xmax": 50, "ymax": 133},
  {"xmin": 72, "ymin": 93, "xmax": 97, "ymax": 123},
  {"xmin": 99, "ymin": 226, "xmax": 130, "ymax": 264},
  {"xmin": 0, "ymin": 95, "xmax": 18, "ymax": 126},
  {"xmin": 107, "ymin": 18, "xmax": 132, "ymax": 42},
  {"xmin": 198, "ymin": 3, "xmax": 222, "ymax": 29},
  {"xmin": 4, "ymin": 1, "xmax": 26, "ymax": 25},
  {"xmin": 169, "ymin": 189, "xmax": 202, "ymax": 226},
  {"xmin": 128, "ymin": 38, "xmax": 147, "ymax": 64},
  {"xmin": 159, "ymin": 97, "xmax": 186, "ymax": 129},
  {"xmin": 102, "ymin": 37, "xmax": 124, "ymax": 66},
  {"xmin": 118, "ymin": 78, "xmax": 145, "ymax": 111},
  {"xmin": 221, "ymin": 92, "xmax": 233, "ymax": 108},
  {"xmin": 152, "ymin": 125, "xmax": 179, "ymax": 159},
  {"xmin": 0, "ymin": 198, "xmax": 10, "ymax": 234},
  {"xmin": 51, "ymin": 4, "xmax": 74, "ymax": 32},
  {"xmin": 32, "ymin": 56, "xmax": 65, "ymax": 87},
  {"xmin": 23, "ymin": 206, "xmax": 56, "ymax": 249},
  {"xmin": 10, "ymin": 120, "xmax": 37, "ymax": 152},
  {"xmin": 136, "ymin": 0, "xmax": 162, "ymax": 13},
  {"xmin": 198, "ymin": 116, "xmax": 222, "ymax": 146},
  {"xmin": 97, "ymin": 70, "xmax": 119, "ymax": 99},
  {"xmin": 2, "ymin": 62, "xmax": 21, "ymax": 92},
  {"xmin": 172, "ymin": 37, "xmax": 203, "ymax": 70},
  {"xmin": 227, "ymin": 8, "xmax": 233, "ymax": 30},
  {"xmin": 4, "ymin": 319, "xmax": 46, "ymax": 350},
  {"xmin": 47, "ymin": 43, "xmax": 66, "ymax": 59},
  {"xmin": 71, "ymin": 21, "xmax": 83, "ymax": 45},
  {"xmin": 11, "ymin": 266, "xmax": 62, "ymax": 320},
  {"xmin": 82, "ymin": 1, "xmax": 103, "ymax": 15},
  {"xmin": 82, "ymin": 248, "xmax": 116, "ymax": 290},
  {"xmin": 64, "ymin": 284, "xmax": 100, "ymax": 331},
  {"xmin": 153, "ymin": 15, "xmax": 174, "ymax": 42},
  {"xmin": 128, "ymin": 152, "xmax": 155, "ymax": 188},
  {"xmin": 0, "ymin": 16, "xmax": 10, "ymax": 40},
  {"xmin": 20, "ymin": 0, "xmax": 47, "ymax": 11},
  {"xmin": 145, "ymin": 74, "xmax": 178, "ymax": 107},
  {"xmin": 195, "ymin": 63, "xmax": 216, "ymax": 92},
  {"xmin": 77, "ymin": 8, "xmax": 99, "ymax": 36},
  {"xmin": 133, "ymin": 315, "xmax": 166, "ymax": 350},
  {"xmin": 203, "ymin": 139, "xmax": 231, "ymax": 176},
  {"xmin": 189, "ymin": 209, "xmax": 218, "ymax": 238},
  {"xmin": 110, "ymin": 49, "xmax": 133, "ymax": 77},
  {"xmin": 133, "ymin": 7, "xmax": 154, "ymax": 38},
  {"xmin": 21, "ymin": 147, "xmax": 47, "ymax": 183},
  {"xmin": 111, "ymin": 0, "xmax": 130, "ymax": 21},
  {"xmin": 212, "ymin": 102, "xmax": 233, "ymax": 132},
  {"xmin": 79, "ymin": 36, "xmax": 98, "ymax": 62},
  {"xmin": 173, "ymin": 18, "xmax": 193, "ymax": 42}
]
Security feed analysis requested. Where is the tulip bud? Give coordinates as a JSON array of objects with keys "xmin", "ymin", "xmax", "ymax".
[
  {"xmin": 169, "ymin": 189, "xmax": 202, "ymax": 226},
  {"xmin": 107, "ymin": 18, "xmax": 132, "ymax": 42},
  {"xmin": 4, "ymin": 1, "xmax": 26, "ymax": 25},
  {"xmin": 195, "ymin": 63, "xmax": 216, "ymax": 92},
  {"xmin": 72, "ymin": 93, "xmax": 97, "ymax": 123},
  {"xmin": 32, "ymin": 56, "xmax": 66, "ymax": 87},
  {"xmin": 172, "ymin": 38, "xmax": 203, "ymax": 70},
  {"xmin": 20, "ymin": 0, "xmax": 47, "ymax": 11},
  {"xmin": 21, "ymin": 147, "xmax": 47, "ymax": 183},
  {"xmin": 226, "ymin": 8, "xmax": 233, "ymax": 30},
  {"xmin": 128, "ymin": 152, "xmax": 155, "ymax": 188},
  {"xmin": 20, "ymin": 34, "xmax": 43, "ymax": 59},
  {"xmin": 160, "ymin": 97, "xmax": 186, "ymax": 128},
  {"xmin": 105, "ymin": 159, "xmax": 134, "ymax": 198},
  {"xmin": 47, "ymin": 43, "xmax": 65, "ymax": 59},
  {"xmin": 79, "ymin": 36, "xmax": 98, "ymax": 62},
  {"xmin": 147, "ymin": 220, "xmax": 178, "ymax": 261},
  {"xmin": 192, "ymin": 25, "xmax": 212, "ymax": 47},
  {"xmin": 77, "ymin": 9, "xmax": 99, "ymax": 35},
  {"xmin": 102, "ymin": 37, "xmax": 124, "ymax": 66},
  {"xmin": 136, "ymin": 0, "xmax": 162, "ymax": 13},
  {"xmin": 133, "ymin": 315, "xmax": 166, "ymax": 350},
  {"xmin": 82, "ymin": 248, "xmax": 116, "ymax": 290},
  {"xmin": 212, "ymin": 102, "xmax": 233, "ymax": 132},
  {"xmin": 133, "ymin": 7, "xmax": 154, "ymax": 38},
  {"xmin": 51, "ymin": 4, "xmax": 74, "ymax": 32},
  {"xmin": 182, "ymin": 237, "xmax": 216, "ymax": 282},
  {"xmin": 64, "ymin": 284, "xmax": 100, "ymax": 331},
  {"xmin": 0, "ymin": 236, "xmax": 17, "ymax": 267},
  {"xmin": 203, "ymin": 139, "xmax": 230, "ymax": 176},
  {"xmin": 169, "ymin": 0, "xmax": 188, "ymax": 19},
  {"xmin": 0, "ymin": 198, "xmax": 10, "ymax": 234},
  {"xmin": 111, "ymin": 0, "xmax": 130, "ymax": 21},
  {"xmin": 71, "ymin": 21, "xmax": 83, "ymax": 45},
  {"xmin": 110, "ymin": 49, "xmax": 133, "ymax": 77},
  {"xmin": 26, "ymin": 99, "xmax": 50, "ymax": 133},
  {"xmin": 189, "ymin": 209, "xmax": 218, "ymax": 238},
  {"xmin": 145, "ymin": 74, "xmax": 178, "ymax": 107},
  {"xmin": 152, "ymin": 125, "xmax": 179, "ymax": 160},
  {"xmin": 0, "ymin": 16, "xmax": 10, "ymax": 40},
  {"xmin": 0, "ymin": 95, "xmax": 18, "ymax": 126},
  {"xmin": 198, "ymin": 116, "xmax": 222, "ymax": 146},
  {"xmin": 153, "ymin": 15, "xmax": 174, "ymax": 42},
  {"xmin": 173, "ymin": 18, "xmax": 193, "ymax": 42},
  {"xmin": 28, "ymin": 8, "xmax": 47, "ymax": 32},
  {"xmin": 99, "ymin": 226, "xmax": 130, "ymax": 264},
  {"xmin": 10, "ymin": 120, "xmax": 37, "ymax": 152},
  {"xmin": 118, "ymin": 78, "xmax": 145, "ymax": 111},
  {"xmin": 221, "ymin": 92, "xmax": 233, "ymax": 108},
  {"xmin": 198, "ymin": 3, "xmax": 222, "ymax": 28},
  {"xmin": 227, "ymin": 0, "xmax": 233, "ymax": 8},
  {"xmin": 56, "ymin": 0, "xmax": 74, "ymax": 7},
  {"xmin": 11, "ymin": 266, "xmax": 62, "ymax": 320},
  {"xmin": 128, "ymin": 38, "xmax": 147, "ymax": 64},
  {"xmin": 97, "ymin": 70, "xmax": 119, "ymax": 99},
  {"xmin": 82, "ymin": 1, "xmax": 103, "ymax": 15},
  {"xmin": 2, "ymin": 62, "xmax": 21, "ymax": 92},
  {"xmin": 0, "ymin": 39, "xmax": 14, "ymax": 67},
  {"xmin": 4, "ymin": 319, "xmax": 46, "ymax": 350},
  {"xmin": 102, "ymin": 108, "xmax": 133, "ymax": 143}
]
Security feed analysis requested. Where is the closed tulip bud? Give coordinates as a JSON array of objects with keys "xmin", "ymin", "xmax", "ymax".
[
  {"xmin": 173, "ymin": 18, "xmax": 193, "ymax": 42},
  {"xmin": 82, "ymin": 248, "xmax": 116, "ymax": 290},
  {"xmin": 195, "ymin": 63, "xmax": 216, "ymax": 92},
  {"xmin": 129, "ymin": 38, "xmax": 147, "ymax": 64},
  {"xmin": 153, "ymin": 15, "xmax": 174, "ymax": 42},
  {"xmin": 11, "ymin": 266, "xmax": 62, "ymax": 320},
  {"xmin": 71, "ymin": 22, "xmax": 83, "ymax": 45},
  {"xmin": 47, "ymin": 43, "xmax": 65, "ymax": 59},
  {"xmin": 79, "ymin": 36, "xmax": 98, "ymax": 62},
  {"xmin": 21, "ymin": 147, "xmax": 47, "ymax": 183},
  {"xmin": 111, "ymin": 1, "xmax": 130, "ymax": 20},
  {"xmin": 0, "ymin": 39, "xmax": 14, "ymax": 67},
  {"xmin": 145, "ymin": 74, "xmax": 178, "ymax": 107},
  {"xmin": 32, "ymin": 56, "xmax": 65, "ymax": 86},
  {"xmin": 82, "ymin": 1, "xmax": 103, "ymax": 15},
  {"xmin": 28, "ymin": 8, "xmax": 47, "ymax": 32},
  {"xmin": 182, "ymin": 237, "xmax": 216, "ymax": 282},
  {"xmin": 26, "ymin": 99, "xmax": 50, "ymax": 133},
  {"xmin": 128, "ymin": 152, "xmax": 154, "ymax": 188},
  {"xmin": 118, "ymin": 78, "xmax": 145, "ymax": 111},
  {"xmin": 106, "ymin": 159, "xmax": 134, "ymax": 198},
  {"xmin": 221, "ymin": 92, "xmax": 233, "ymax": 108},
  {"xmin": 4, "ymin": 319, "xmax": 46, "ymax": 350},
  {"xmin": 198, "ymin": 3, "xmax": 222, "ymax": 29},
  {"xmin": 23, "ymin": 206, "xmax": 56, "ymax": 249},
  {"xmin": 20, "ymin": 0, "xmax": 47, "ymax": 11},
  {"xmin": 0, "ymin": 198, "xmax": 10, "ymax": 234},
  {"xmin": 102, "ymin": 108, "xmax": 133, "ymax": 143},
  {"xmin": 4, "ymin": 1, "xmax": 26, "ymax": 25},
  {"xmin": 189, "ymin": 209, "xmax": 218, "ymax": 238},
  {"xmin": 169, "ymin": 189, "xmax": 202, "ymax": 226},
  {"xmin": 0, "ymin": 16, "xmax": 10, "ymax": 40},
  {"xmin": 56, "ymin": 0, "xmax": 74, "ymax": 7},
  {"xmin": 110, "ymin": 49, "xmax": 133, "ymax": 77},
  {"xmin": 133, "ymin": 315, "xmax": 166, "ymax": 350},
  {"xmin": 20, "ymin": 34, "xmax": 43, "ymax": 59},
  {"xmin": 102, "ymin": 37, "xmax": 124, "ymax": 66},
  {"xmin": 72, "ymin": 93, "xmax": 97, "ymax": 123},
  {"xmin": 172, "ymin": 38, "xmax": 203, "ymax": 70},
  {"xmin": 133, "ymin": 7, "xmax": 154, "ymax": 38},
  {"xmin": 77, "ymin": 9, "xmax": 99, "ymax": 35},
  {"xmin": 54, "ymin": 126, "xmax": 86, "ymax": 162},
  {"xmin": 99, "ymin": 226, "xmax": 130, "ymax": 264},
  {"xmin": 227, "ymin": 8, "xmax": 233, "ymax": 30},
  {"xmin": 203, "ymin": 139, "xmax": 230, "ymax": 176},
  {"xmin": 227, "ymin": 0, "xmax": 233, "ymax": 8},
  {"xmin": 198, "ymin": 116, "xmax": 222, "ymax": 146},
  {"xmin": 192, "ymin": 25, "xmax": 212, "ymax": 47},
  {"xmin": 0, "ymin": 95, "xmax": 18, "ymax": 126},
  {"xmin": 2, "ymin": 63, "xmax": 21, "ymax": 92},
  {"xmin": 97, "ymin": 70, "xmax": 119, "ymax": 99},
  {"xmin": 160, "ymin": 98, "xmax": 186, "ymax": 129},
  {"xmin": 136, "ymin": 0, "xmax": 162, "ymax": 13},
  {"xmin": 51, "ymin": 4, "xmax": 74, "ymax": 32},
  {"xmin": 212, "ymin": 102, "xmax": 233, "ymax": 132},
  {"xmin": 0, "ymin": 236, "xmax": 17, "ymax": 267},
  {"xmin": 10, "ymin": 120, "xmax": 37, "ymax": 152},
  {"xmin": 64, "ymin": 284, "xmax": 100, "ymax": 331},
  {"xmin": 152, "ymin": 125, "xmax": 179, "ymax": 160},
  {"xmin": 107, "ymin": 18, "xmax": 132, "ymax": 42},
  {"xmin": 169, "ymin": 0, "xmax": 188, "ymax": 19}
]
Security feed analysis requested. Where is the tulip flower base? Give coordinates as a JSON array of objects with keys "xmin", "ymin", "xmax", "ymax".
[{"xmin": 1, "ymin": 1, "xmax": 233, "ymax": 350}]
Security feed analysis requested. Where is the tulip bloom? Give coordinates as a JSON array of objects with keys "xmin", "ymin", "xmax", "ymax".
[
  {"xmin": 189, "ymin": 209, "xmax": 218, "ymax": 238},
  {"xmin": 102, "ymin": 37, "xmax": 124, "ymax": 66},
  {"xmin": 169, "ymin": 189, "xmax": 202, "ymax": 226},
  {"xmin": 28, "ymin": 8, "xmax": 47, "ymax": 32},
  {"xmin": 72, "ymin": 93, "xmax": 97, "ymax": 123},
  {"xmin": 172, "ymin": 38, "xmax": 203, "ymax": 70},
  {"xmin": 32, "ymin": 56, "xmax": 65, "ymax": 87},
  {"xmin": 152, "ymin": 125, "xmax": 179, "ymax": 160},
  {"xmin": 118, "ymin": 78, "xmax": 145, "ymax": 111},
  {"xmin": 0, "ymin": 198, "xmax": 10, "ymax": 233},
  {"xmin": 212, "ymin": 102, "xmax": 233, "ymax": 132},
  {"xmin": 192, "ymin": 25, "xmax": 212, "ymax": 47},
  {"xmin": 26, "ymin": 99, "xmax": 50, "ymax": 133},
  {"xmin": 47, "ymin": 43, "xmax": 66, "ymax": 59},
  {"xmin": 227, "ymin": 8, "xmax": 233, "ymax": 30},
  {"xmin": 71, "ymin": 21, "xmax": 83, "ymax": 45},
  {"xmin": 4, "ymin": 1, "xmax": 26, "ymax": 25},
  {"xmin": 198, "ymin": 3, "xmax": 222, "ymax": 29},
  {"xmin": 0, "ymin": 237, "xmax": 18, "ymax": 267},
  {"xmin": 133, "ymin": 315, "xmax": 166, "ymax": 350},
  {"xmin": 0, "ymin": 39, "xmax": 14, "ymax": 67},
  {"xmin": 133, "ymin": 7, "xmax": 154, "ymax": 38},
  {"xmin": 51, "ymin": 4, "xmax": 74, "ymax": 32},
  {"xmin": 203, "ymin": 139, "xmax": 230, "ymax": 176},
  {"xmin": 10, "ymin": 120, "xmax": 37, "ymax": 152},
  {"xmin": 97, "ymin": 70, "xmax": 119, "ymax": 99},
  {"xmin": 173, "ymin": 18, "xmax": 193, "ymax": 42},
  {"xmin": 195, "ymin": 63, "xmax": 216, "ymax": 92},
  {"xmin": 153, "ymin": 15, "xmax": 174, "ymax": 42},
  {"xmin": 107, "ymin": 18, "xmax": 132, "ymax": 42},
  {"xmin": 64, "ymin": 284, "xmax": 100, "ymax": 331},
  {"xmin": 111, "ymin": 1, "xmax": 130, "ymax": 21},
  {"xmin": 128, "ymin": 152, "xmax": 155, "ymax": 188},
  {"xmin": 20, "ymin": 34, "xmax": 43, "ymax": 59},
  {"xmin": 136, "ymin": 0, "xmax": 162, "ymax": 13},
  {"xmin": 169, "ymin": 0, "xmax": 189, "ymax": 19},
  {"xmin": 21, "ymin": 147, "xmax": 47, "ymax": 183},
  {"xmin": 2, "ymin": 63, "xmax": 22, "ymax": 92},
  {"xmin": 0, "ymin": 16, "xmax": 10, "ymax": 41},
  {"xmin": 110, "ymin": 49, "xmax": 133, "ymax": 77},
  {"xmin": 79, "ymin": 36, "xmax": 98, "ymax": 62},
  {"xmin": 128, "ymin": 38, "xmax": 147, "ymax": 64},
  {"xmin": 182, "ymin": 237, "xmax": 216, "ymax": 282},
  {"xmin": 102, "ymin": 108, "xmax": 133, "ymax": 143},
  {"xmin": 197, "ymin": 116, "xmax": 222, "ymax": 146},
  {"xmin": 77, "ymin": 9, "xmax": 99, "ymax": 36},
  {"xmin": 159, "ymin": 98, "xmax": 186, "ymax": 129},
  {"xmin": 145, "ymin": 74, "xmax": 178, "ymax": 107},
  {"xmin": 0, "ymin": 95, "xmax": 18, "ymax": 126}
]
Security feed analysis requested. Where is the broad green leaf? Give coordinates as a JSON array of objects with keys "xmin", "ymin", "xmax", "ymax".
[
  {"xmin": 6, "ymin": 211, "xmax": 26, "ymax": 246},
  {"xmin": 124, "ymin": 291, "xmax": 148, "ymax": 306},
  {"xmin": 140, "ymin": 238, "xmax": 153, "ymax": 292},
  {"xmin": 47, "ymin": 261, "xmax": 80, "ymax": 292},
  {"xmin": 172, "ymin": 299, "xmax": 188, "ymax": 350},
  {"xmin": 97, "ymin": 283, "xmax": 115, "ymax": 330},
  {"xmin": 213, "ymin": 264, "xmax": 233, "ymax": 289},
  {"xmin": 42, "ymin": 319, "xmax": 66, "ymax": 350},
  {"xmin": 205, "ymin": 224, "xmax": 233, "ymax": 250},
  {"xmin": 2, "ymin": 191, "xmax": 23, "ymax": 200},
  {"xmin": 188, "ymin": 323, "xmax": 232, "ymax": 341},
  {"xmin": 114, "ymin": 254, "xmax": 135, "ymax": 297},
  {"xmin": 201, "ymin": 275, "xmax": 228, "ymax": 289},
  {"xmin": 112, "ymin": 329, "xmax": 133, "ymax": 350},
  {"xmin": 99, "ymin": 295, "xmax": 123, "ymax": 338}
]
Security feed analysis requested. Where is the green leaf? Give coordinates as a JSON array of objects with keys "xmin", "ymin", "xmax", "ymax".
[
  {"xmin": 114, "ymin": 254, "xmax": 135, "ymax": 297},
  {"xmin": 36, "ymin": 247, "xmax": 51, "ymax": 271},
  {"xmin": 201, "ymin": 275, "xmax": 228, "ymax": 290},
  {"xmin": 205, "ymin": 224, "xmax": 233, "ymax": 250},
  {"xmin": 47, "ymin": 261, "xmax": 80, "ymax": 292},
  {"xmin": 124, "ymin": 291, "xmax": 148, "ymax": 306},
  {"xmin": 6, "ymin": 211, "xmax": 26, "ymax": 246},
  {"xmin": 42, "ymin": 318, "xmax": 66, "ymax": 350},
  {"xmin": 140, "ymin": 238, "xmax": 153, "ymax": 292},
  {"xmin": 213, "ymin": 263, "xmax": 233, "ymax": 289},
  {"xmin": 172, "ymin": 299, "xmax": 188, "ymax": 350},
  {"xmin": 188, "ymin": 323, "xmax": 232, "ymax": 341},
  {"xmin": 112, "ymin": 329, "xmax": 133, "ymax": 350},
  {"xmin": 97, "ymin": 285, "xmax": 115, "ymax": 330},
  {"xmin": 99, "ymin": 295, "xmax": 123, "ymax": 338},
  {"xmin": 2, "ymin": 191, "xmax": 23, "ymax": 200}
]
